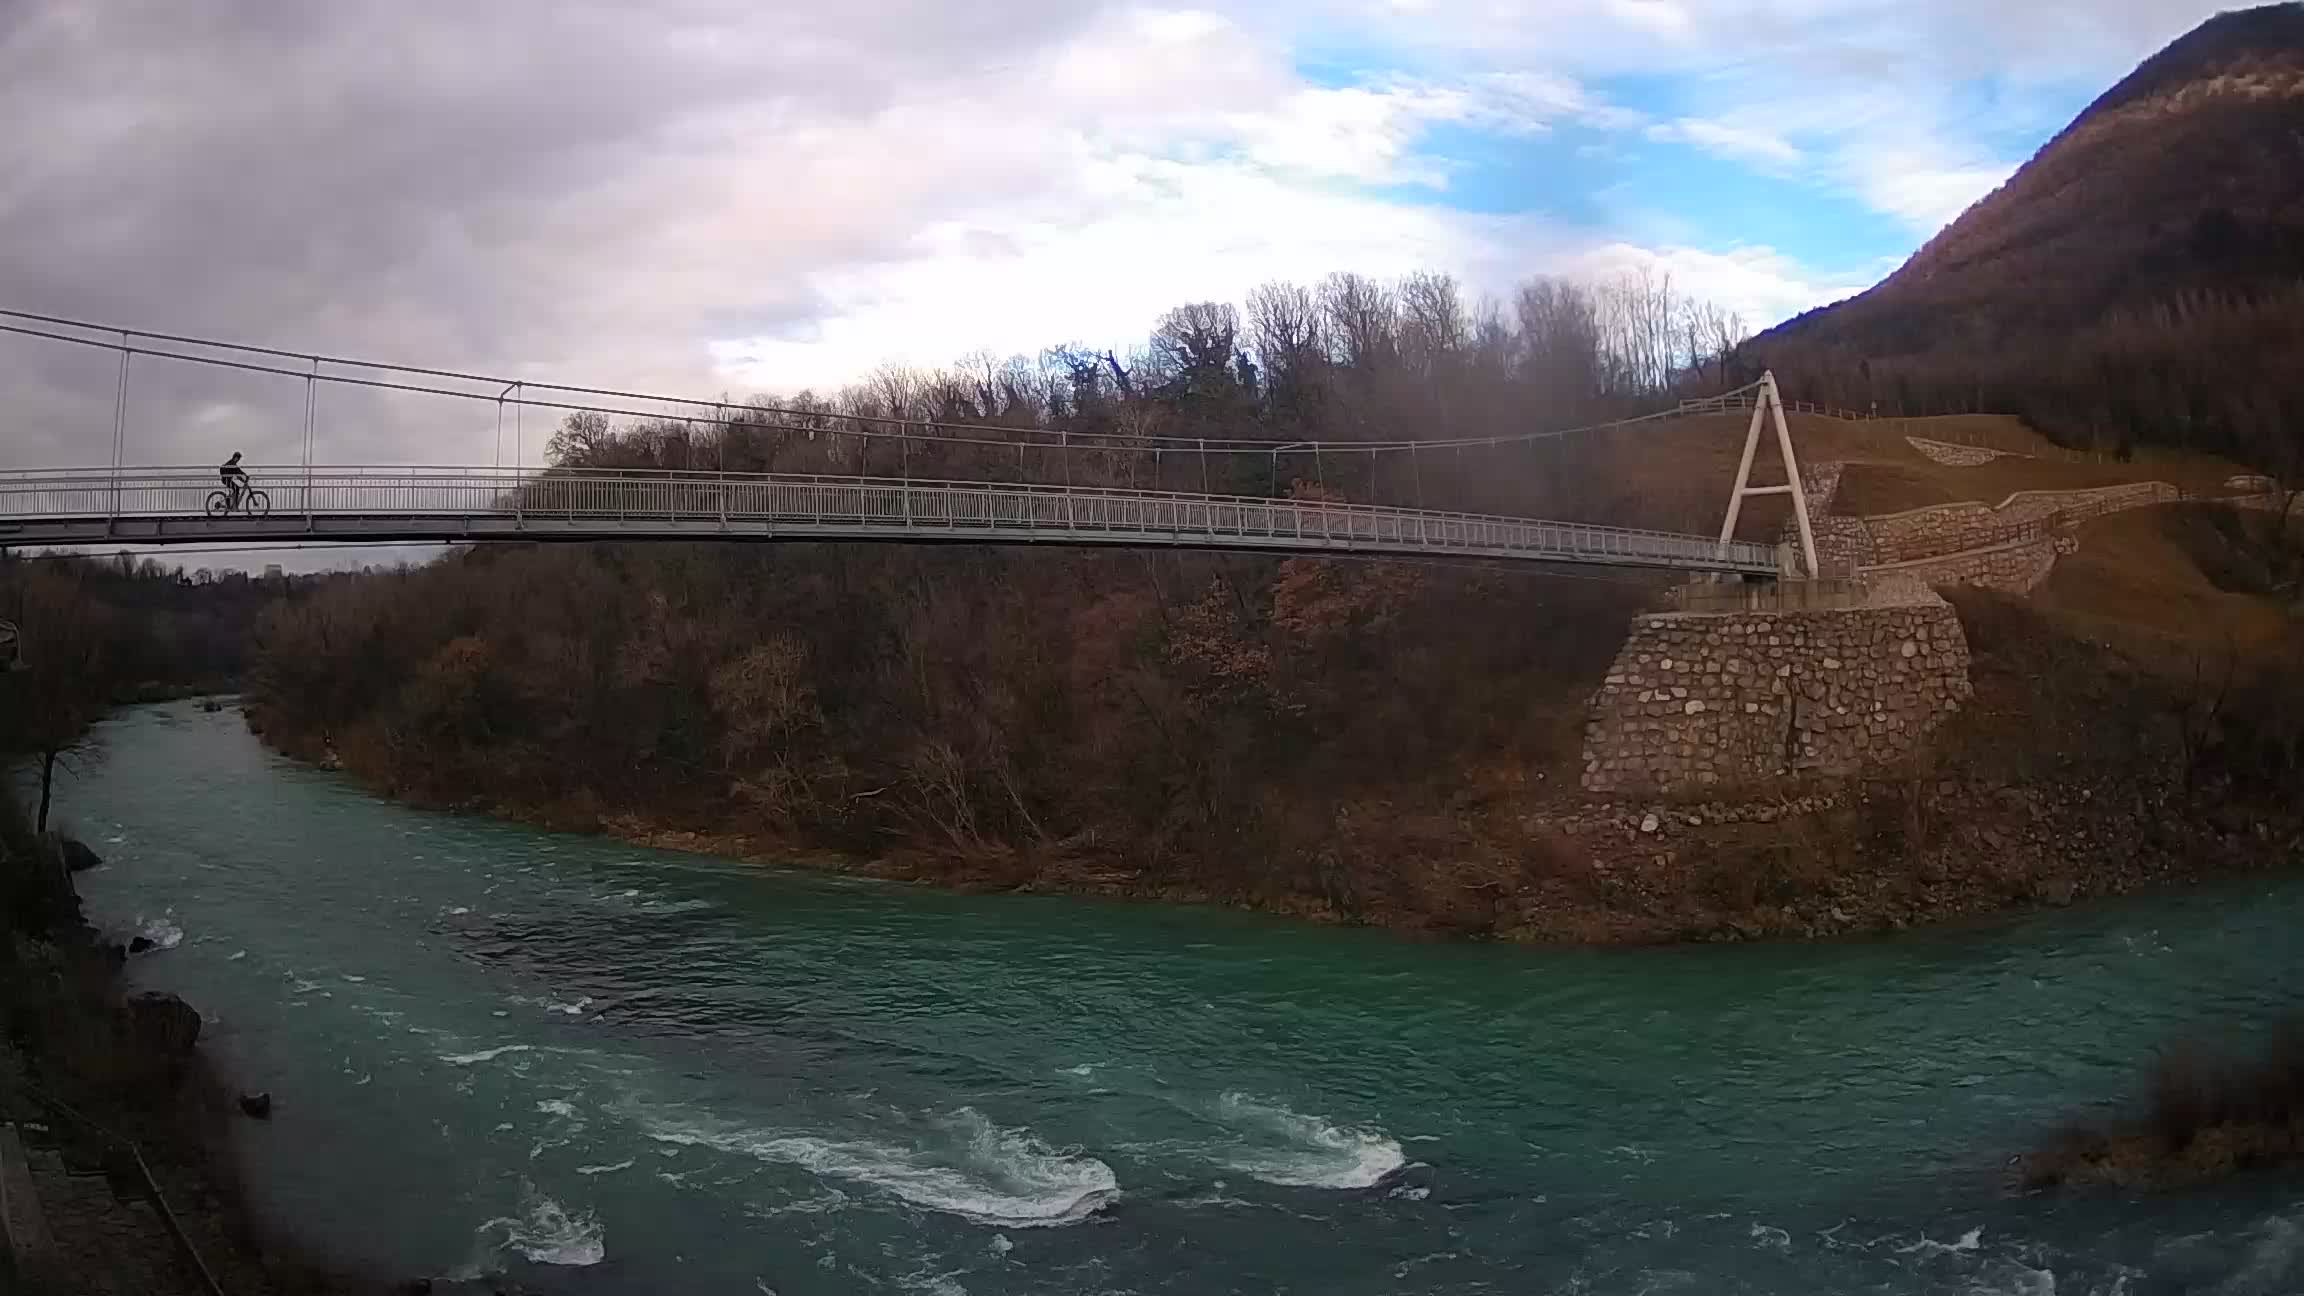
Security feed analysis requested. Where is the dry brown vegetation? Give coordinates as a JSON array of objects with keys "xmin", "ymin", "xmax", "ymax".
[
  {"xmin": 2023, "ymin": 1022, "xmax": 2304, "ymax": 1191},
  {"xmin": 238, "ymin": 488, "xmax": 2304, "ymax": 942},
  {"xmin": 248, "ymin": 540, "xmax": 1659, "ymax": 929}
]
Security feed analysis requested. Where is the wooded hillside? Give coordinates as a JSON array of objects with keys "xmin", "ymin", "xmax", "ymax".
[{"xmin": 1747, "ymin": 4, "xmax": 2304, "ymax": 468}]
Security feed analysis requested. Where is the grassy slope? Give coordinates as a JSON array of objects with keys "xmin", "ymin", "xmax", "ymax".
[
  {"xmin": 1626, "ymin": 409, "xmax": 2249, "ymax": 534},
  {"xmin": 1812, "ymin": 415, "xmax": 2288, "ymax": 670},
  {"xmin": 2034, "ymin": 505, "xmax": 2298, "ymax": 666},
  {"xmin": 1822, "ymin": 418, "xmax": 2248, "ymax": 517}
]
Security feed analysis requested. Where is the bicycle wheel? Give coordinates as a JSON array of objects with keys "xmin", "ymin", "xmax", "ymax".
[
  {"xmin": 205, "ymin": 490, "xmax": 230, "ymax": 517},
  {"xmin": 244, "ymin": 489, "xmax": 271, "ymax": 519}
]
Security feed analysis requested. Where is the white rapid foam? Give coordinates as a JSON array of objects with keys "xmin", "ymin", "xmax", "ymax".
[
  {"xmin": 895, "ymin": 1263, "xmax": 972, "ymax": 1295},
  {"xmin": 477, "ymin": 1185, "xmax": 605, "ymax": 1267},
  {"xmin": 509, "ymin": 991, "xmax": 593, "ymax": 1016},
  {"xmin": 131, "ymin": 915, "xmax": 184, "ymax": 951},
  {"xmin": 1207, "ymin": 1093, "xmax": 1404, "ymax": 1189},
  {"xmin": 442, "ymin": 1043, "xmax": 534, "ymax": 1066},
  {"xmin": 1897, "ymin": 1226, "xmax": 1983, "ymax": 1257},
  {"xmin": 648, "ymin": 1107, "xmax": 1118, "ymax": 1228},
  {"xmin": 575, "ymin": 1159, "xmax": 635, "ymax": 1176},
  {"xmin": 748, "ymin": 1188, "xmax": 853, "ymax": 1218},
  {"xmin": 1174, "ymin": 1181, "xmax": 1251, "ymax": 1210}
]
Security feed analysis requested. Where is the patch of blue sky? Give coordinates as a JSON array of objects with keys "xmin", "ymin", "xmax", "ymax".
[
  {"xmin": 1597, "ymin": 147, "xmax": 1914, "ymax": 272},
  {"xmin": 1934, "ymin": 74, "xmax": 2095, "ymax": 159},
  {"xmin": 1287, "ymin": 43, "xmax": 1395, "ymax": 90},
  {"xmin": 1370, "ymin": 118, "xmax": 1911, "ymax": 280}
]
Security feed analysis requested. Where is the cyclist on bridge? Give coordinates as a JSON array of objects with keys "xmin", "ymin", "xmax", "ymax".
[{"xmin": 219, "ymin": 451, "xmax": 250, "ymax": 507}]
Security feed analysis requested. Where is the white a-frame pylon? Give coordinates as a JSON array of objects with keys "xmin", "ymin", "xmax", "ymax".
[{"xmin": 1717, "ymin": 371, "xmax": 1819, "ymax": 578}]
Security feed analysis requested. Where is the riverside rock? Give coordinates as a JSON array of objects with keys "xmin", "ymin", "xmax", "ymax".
[
  {"xmin": 122, "ymin": 991, "xmax": 201, "ymax": 1058},
  {"xmin": 58, "ymin": 837, "xmax": 103, "ymax": 872}
]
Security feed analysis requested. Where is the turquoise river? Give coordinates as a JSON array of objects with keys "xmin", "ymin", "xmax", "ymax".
[{"xmin": 58, "ymin": 702, "xmax": 2304, "ymax": 1293}]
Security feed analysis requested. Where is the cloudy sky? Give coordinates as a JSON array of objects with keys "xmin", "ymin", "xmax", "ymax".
[{"xmin": 0, "ymin": 0, "xmax": 2233, "ymax": 477}]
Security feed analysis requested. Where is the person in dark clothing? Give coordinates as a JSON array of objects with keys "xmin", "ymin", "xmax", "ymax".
[{"xmin": 219, "ymin": 451, "xmax": 249, "ymax": 507}]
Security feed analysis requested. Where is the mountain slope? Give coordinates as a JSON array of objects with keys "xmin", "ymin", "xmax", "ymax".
[{"xmin": 1748, "ymin": 3, "xmax": 2304, "ymax": 463}]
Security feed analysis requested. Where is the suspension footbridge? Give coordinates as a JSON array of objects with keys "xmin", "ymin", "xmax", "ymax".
[
  {"xmin": 0, "ymin": 466, "xmax": 1781, "ymax": 572},
  {"xmin": 0, "ymin": 310, "xmax": 1811, "ymax": 576}
]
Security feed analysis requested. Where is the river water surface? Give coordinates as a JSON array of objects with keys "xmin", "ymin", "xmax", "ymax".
[{"xmin": 59, "ymin": 702, "xmax": 2304, "ymax": 1293}]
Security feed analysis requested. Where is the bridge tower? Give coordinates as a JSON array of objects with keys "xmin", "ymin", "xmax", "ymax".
[{"xmin": 1716, "ymin": 371, "xmax": 1819, "ymax": 578}]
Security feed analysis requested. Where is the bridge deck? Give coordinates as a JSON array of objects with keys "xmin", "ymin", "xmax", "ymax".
[{"xmin": 0, "ymin": 468, "xmax": 1780, "ymax": 575}]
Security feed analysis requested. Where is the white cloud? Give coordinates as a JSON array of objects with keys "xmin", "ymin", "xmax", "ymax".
[
  {"xmin": 1571, "ymin": 241, "xmax": 1870, "ymax": 331},
  {"xmin": 1849, "ymin": 154, "xmax": 2018, "ymax": 231},
  {"xmin": 1216, "ymin": 70, "xmax": 1633, "ymax": 186},
  {"xmin": 0, "ymin": 0, "xmax": 2223, "ymax": 478},
  {"xmin": 1645, "ymin": 117, "xmax": 1802, "ymax": 168},
  {"xmin": 715, "ymin": 157, "xmax": 1574, "ymax": 389},
  {"xmin": 1, "ymin": 0, "xmax": 1668, "ymax": 465},
  {"xmin": 1605, "ymin": 0, "xmax": 1694, "ymax": 40}
]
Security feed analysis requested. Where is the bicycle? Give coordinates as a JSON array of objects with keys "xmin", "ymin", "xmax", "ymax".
[{"xmin": 205, "ymin": 481, "xmax": 271, "ymax": 518}]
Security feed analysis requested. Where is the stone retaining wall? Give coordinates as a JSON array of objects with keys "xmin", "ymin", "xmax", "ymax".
[
  {"xmin": 1813, "ymin": 516, "xmax": 1879, "ymax": 571},
  {"xmin": 1776, "ymin": 463, "xmax": 1875, "ymax": 574},
  {"xmin": 1865, "ymin": 482, "xmax": 2176, "ymax": 562},
  {"xmin": 1802, "ymin": 461, "xmax": 1844, "ymax": 508},
  {"xmin": 1581, "ymin": 590, "xmax": 1973, "ymax": 796},
  {"xmin": 1862, "ymin": 534, "xmax": 2075, "ymax": 595}
]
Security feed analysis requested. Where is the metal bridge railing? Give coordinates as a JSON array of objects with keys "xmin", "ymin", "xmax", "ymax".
[{"xmin": 0, "ymin": 466, "xmax": 1782, "ymax": 574}]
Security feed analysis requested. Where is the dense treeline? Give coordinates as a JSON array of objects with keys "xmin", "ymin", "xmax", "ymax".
[
  {"xmin": 0, "ymin": 553, "xmax": 287, "ymax": 831},
  {"xmin": 249, "ymin": 542, "xmax": 1645, "ymax": 923},
  {"xmin": 527, "ymin": 269, "xmax": 1750, "ymax": 523}
]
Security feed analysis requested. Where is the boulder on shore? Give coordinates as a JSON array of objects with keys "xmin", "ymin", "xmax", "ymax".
[
  {"xmin": 59, "ymin": 836, "xmax": 103, "ymax": 872},
  {"xmin": 122, "ymin": 991, "xmax": 202, "ymax": 1059}
]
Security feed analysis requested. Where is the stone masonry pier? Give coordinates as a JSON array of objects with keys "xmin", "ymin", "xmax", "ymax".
[{"xmin": 1581, "ymin": 581, "xmax": 1973, "ymax": 796}]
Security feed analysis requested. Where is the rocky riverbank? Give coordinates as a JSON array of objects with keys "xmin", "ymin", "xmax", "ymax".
[
  {"xmin": 252, "ymin": 702, "xmax": 2301, "ymax": 948},
  {"xmin": 0, "ymin": 818, "xmax": 520, "ymax": 1295}
]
